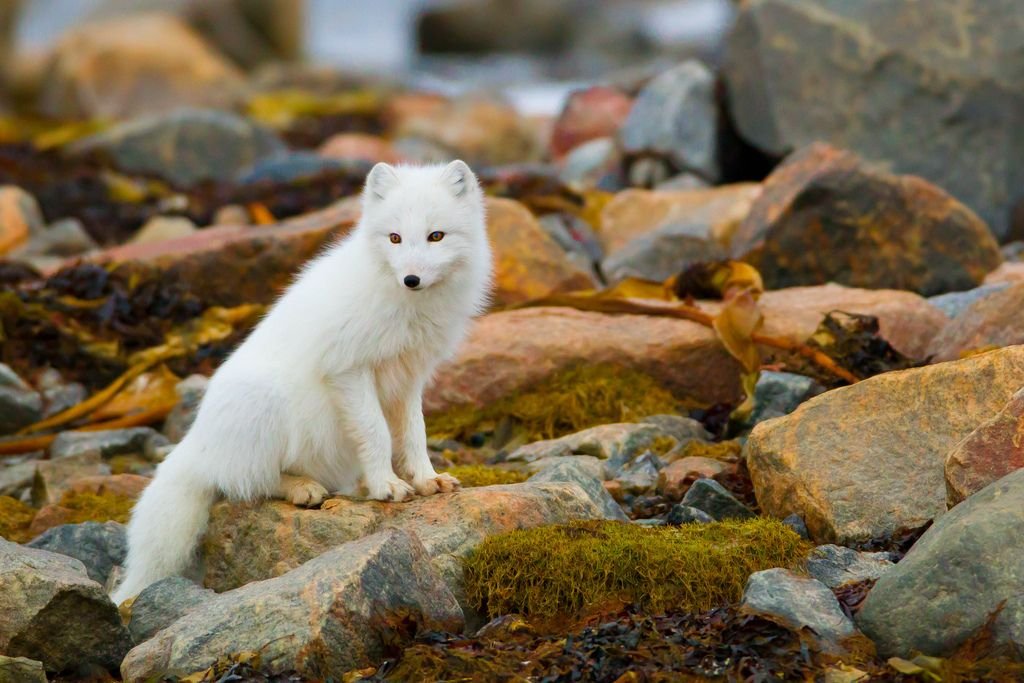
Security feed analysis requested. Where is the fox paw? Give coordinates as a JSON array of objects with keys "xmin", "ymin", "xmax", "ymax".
[
  {"xmin": 413, "ymin": 472, "xmax": 461, "ymax": 496},
  {"xmin": 285, "ymin": 478, "xmax": 329, "ymax": 508},
  {"xmin": 366, "ymin": 476, "xmax": 415, "ymax": 502}
]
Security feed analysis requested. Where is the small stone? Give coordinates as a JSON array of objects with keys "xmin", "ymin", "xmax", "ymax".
[
  {"xmin": 0, "ymin": 539, "xmax": 131, "ymax": 674},
  {"xmin": 602, "ymin": 228, "xmax": 726, "ymax": 285},
  {"xmin": 806, "ymin": 545, "xmax": 895, "ymax": 589},
  {"xmin": 527, "ymin": 456, "xmax": 627, "ymax": 522},
  {"xmin": 536, "ymin": 213, "xmax": 604, "ymax": 264},
  {"xmin": 508, "ymin": 423, "xmax": 665, "ymax": 470},
  {"xmin": 614, "ymin": 452, "xmax": 662, "ymax": 495},
  {"xmin": 33, "ymin": 452, "xmax": 111, "ymax": 507},
  {"xmin": 738, "ymin": 371, "xmax": 825, "ymax": 431},
  {"xmin": 680, "ymin": 479, "xmax": 754, "ymax": 521},
  {"xmin": 657, "ymin": 457, "xmax": 729, "ymax": 499},
  {"xmin": 129, "ymin": 216, "xmax": 197, "ymax": 245},
  {"xmin": 640, "ymin": 414, "xmax": 712, "ymax": 443},
  {"xmin": 665, "ymin": 505, "xmax": 714, "ymax": 525},
  {"xmin": 0, "ymin": 364, "xmax": 31, "ymax": 391},
  {"xmin": 0, "ymin": 458, "xmax": 37, "ymax": 499},
  {"xmin": 163, "ymin": 374, "xmax": 208, "ymax": 443},
  {"xmin": 126, "ymin": 576, "xmax": 215, "ymax": 644},
  {"xmin": 41, "ymin": 382, "xmax": 87, "ymax": 419},
  {"xmin": 557, "ymin": 137, "xmax": 624, "ymax": 190},
  {"xmin": 0, "ymin": 656, "xmax": 47, "ymax": 683},
  {"xmin": 0, "ymin": 385, "xmax": 42, "ymax": 437},
  {"xmin": 14, "ymin": 218, "xmax": 97, "ymax": 258},
  {"xmin": 27, "ymin": 521, "xmax": 127, "ymax": 586},
  {"xmin": 783, "ymin": 513, "xmax": 810, "ymax": 540},
  {"xmin": 741, "ymin": 568, "xmax": 858, "ymax": 655},
  {"xmin": 550, "ymin": 86, "xmax": 633, "ymax": 160},
  {"xmin": 211, "ymin": 204, "xmax": 249, "ymax": 226},
  {"xmin": 50, "ymin": 428, "xmax": 167, "ymax": 462},
  {"xmin": 0, "ymin": 187, "xmax": 45, "ymax": 255}
]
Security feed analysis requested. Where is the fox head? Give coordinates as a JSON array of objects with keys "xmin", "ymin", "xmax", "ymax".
[{"xmin": 360, "ymin": 159, "xmax": 489, "ymax": 293}]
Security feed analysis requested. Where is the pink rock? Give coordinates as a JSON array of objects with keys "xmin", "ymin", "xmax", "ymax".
[
  {"xmin": 945, "ymin": 387, "xmax": 1024, "ymax": 507},
  {"xmin": 549, "ymin": 86, "xmax": 633, "ymax": 160}
]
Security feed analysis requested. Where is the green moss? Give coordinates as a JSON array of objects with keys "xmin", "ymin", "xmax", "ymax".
[
  {"xmin": 56, "ymin": 490, "xmax": 135, "ymax": 525},
  {"xmin": 444, "ymin": 465, "xmax": 528, "ymax": 488},
  {"xmin": 0, "ymin": 496, "xmax": 36, "ymax": 543},
  {"xmin": 667, "ymin": 440, "xmax": 742, "ymax": 462},
  {"xmin": 427, "ymin": 364, "xmax": 690, "ymax": 443},
  {"xmin": 464, "ymin": 518, "xmax": 811, "ymax": 619}
]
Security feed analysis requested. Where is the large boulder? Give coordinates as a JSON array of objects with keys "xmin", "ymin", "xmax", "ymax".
[
  {"xmin": 747, "ymin": 345, "xmax": 1024, "ymax": 544},
  {"xmin": 945, "ymin": 387, "xmax": 1024, "ymax": 507},
  {"xmin": 729, "ymin": 144, "xmax": 1002, "ymax": 296},
  {"xmin": 858, "ymin": 468, "xmax": 1024, "ymax": 657},
  {"xmin": 122, "ymin": 530, "xmax": 463, "ymax": 682},
  {"xmin": 927, "ymin": 282, "xmax": 1024, "ymax": 361},
  {"xmin": 37, "ymin": 13, "xmax": 244, "ymax": 120},
  {"xmin": 0, "ymin": 539, "xmax": 131, "ymax": 674},
  {"xmin": 724, "ymin": 0, "xmax": 1024, "ymax": 239}
]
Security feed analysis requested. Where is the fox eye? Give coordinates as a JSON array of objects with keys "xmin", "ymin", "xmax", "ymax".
[
  {"xmin": 427, "ymin": 231, "xmax": 445, "ymax": 242},
  {"xmin": 389, "ymin": 233, "xmax": 401, "ymax": 244}
]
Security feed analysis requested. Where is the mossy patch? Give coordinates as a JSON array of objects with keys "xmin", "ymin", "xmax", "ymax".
[
  {"xmin": 426, "ymin": 364, "xmax": 690, "ymax": 443},
  {"xmin": 0, "ymin": 495, "xmax": 36, "ymax": 543},
  {"xmin": 668, "ymin": 439, "xmax": 742, "ymax": 462},
  {"xmin": 443, "ymin": 465, "xmax": 527, "ymax": 488},
  {"xmin": 464, "ymin": 518, "xmax": 810, "ymax": 619},
  {"xmin": 54, "ymin": 489, "xmax": 135, "ymax": 525}
]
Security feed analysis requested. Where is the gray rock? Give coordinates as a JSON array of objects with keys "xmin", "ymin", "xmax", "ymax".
[
  {"xmin": 0, "ymin": 656, "xmax": 47, "ymax": 683},
  {"xmin": 70, "ymin": 108, "xmax": 286, "ymax": 188},
  {"xmin": 0, "ymin": 381, "xmax": 43, "ymax": 436},
  {"xmin": 1003, "ymin": 241, "xmax": 1024, "ymax": 262},
  {"xmin": 739, "ymin": 371, "xmax": 825, "ymax": 430},
  {"xmin": 537, "ymin": 213, "xmax": 604, "ymax": 263},
  {"xmin": 620, "ymin": 60, "xmax": 719, "ymax": 182},
  {"xmin": 162, "ymin": 375, "xmax": 208, "ymax": 443},
  {"xmin": 857, "ymin": 467, "xmax": 1024, "ymax": 658},
  {"xmin": 13, "ymin": 217, "xmax": 97, "ymax": 258},
  {"xmin": 32, "ymin": 452, "xmax": 110, "ymax": 507},
  {"xmin": 528, "ymin": 456, "xmax": 627, "ymax": 522},
  {"xmin": 613, "ymin": 451, "xmax": 662, "ymax": 495},
  {"xmin": 640, "ymin": 414, "xmax": 711, "ymax": 443},
  {"xmin": 0, "ymin": 364, "xmax": 31, "ymax": 391},
  {"xmin": 681, "ymin": 479, "xmax": 754, "ymax": 521},
  {"xmin": 723, "ymin": 0, "xmax": 1024, "ymax": 239},
  {"xmin": 0, "ymin": 457, "xmax": 37, "ymax": 499},
  {"xmin": 928, "ymin": 284, "xmax": 1010, "ymax": 319},
  {"xmin": 126, "ymin": 576, "xmax": 214, "ymax": 643},
  {"xmin": 602, "ymin": 228, "xmax": 726, "ymax": 285},
  {"xmin": 666, "ymin": 504, "xmax": 714, "ymax": 525},
  {"xmin": 237, "ymin": 151, "xmax": 364, "ymax": 185},
  {"xmin": 993, "ymin": 595, "xmax": 1024, "ymax": 660},
  {"xmin": 558, "ymin": 137, "xmax": 624, "ymax": 191},
  {"xmin": 41, "ymin": 382, "xmax": 87, "ymax": 419},
  {"xmin": 507, "ymin": 423, "xmax": 664, "ymax": 467},
  {"xmin": 120, "ymin": 530, "xmax": 463, "ymax": 681},
  {"xmin": 741, "ymin": 568, "xmax": 858, "ymax": 655},
  {"xmin": 806, "ymin": 545, "xmax": 895, "ymax": 589},
  {"xmin": 0, "ymin": 538, "xmax": 131, "ymax": 674},
  {"xmin": 782, "ymin": 513, "xmax": 810, "ymax": 540},
  {"xmin": 27, "ymin": 522, "xmax": 127, "ymax": 585},
  {"xmin": 50, "ymin": 428, "xmax": 168, "ymax": 462}
]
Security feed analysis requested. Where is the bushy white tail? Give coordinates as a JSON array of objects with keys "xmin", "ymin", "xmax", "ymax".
[{"xmin": 111, "ymin": 457, "xmax": 216, "ymax": 604}]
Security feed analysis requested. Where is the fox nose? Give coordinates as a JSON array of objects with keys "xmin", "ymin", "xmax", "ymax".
[{"xmin": 403, "ymin": 275, "xmax": 421, "ymax": 289}]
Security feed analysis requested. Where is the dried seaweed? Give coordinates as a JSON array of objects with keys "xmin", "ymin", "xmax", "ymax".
[{"xmin": 808, "ymin": 311, "xmax": 924, "ymax": 386}]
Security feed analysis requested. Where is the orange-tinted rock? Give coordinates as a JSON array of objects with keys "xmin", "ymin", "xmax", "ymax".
[
  {"xmin": 549, "ymin": 86, "xmax": 633, "ymax": 160},
  {"xmin": 318, "ymin": 133, "xmax": 402, "ymax": 164},
  {"xmin": 37, "ymin": 13, "xmax": 244, "ymax": 120},
  {"xmin": 600, "ymin": 184, "xmax": 761, "ymax": 253},
  {"xmin": 731, "ymin": 143, "xmax": 1002, "ymax": 296},
  {"xmin": 0, "ymin": 186, "xmax": 44, "ymax": 255},
  {"xmin": 945, "ymin": 387, "xmax": 1024, "ymax": 507},
  {"xmin": 747, "ymin": 346, "xmax": 1024, "ymax": 544},
  {"xmin": 927, "ymin": 282, "xmax": 1024, "ymax": 361},
  {"xmin": 68, "ymin": 474, "xmax": 151, "ymax": 500},
  {"xmin": 657, "ymin": 457, "xmax": 729, "ymax": 499},
  {"xmin": 426, "ymin": 284, "xmax": 945, "ymax": 414},
  {"xmin": 486, "ymin": 197, "xmax": 595, "ymax": 305}
]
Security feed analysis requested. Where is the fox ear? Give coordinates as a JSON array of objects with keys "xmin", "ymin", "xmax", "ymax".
[
  {"xmin": 365, "ymin": 162, "xmax": 399, "ymax": 201},
  {"xmin": 441, "ymin": 159, "xmax": 476, "ymax": 198}
]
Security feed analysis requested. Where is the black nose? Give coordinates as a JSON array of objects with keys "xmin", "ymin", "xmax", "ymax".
[{"xmin": 403, "ymin": 275, "xmax": 420, "ymax": 289}]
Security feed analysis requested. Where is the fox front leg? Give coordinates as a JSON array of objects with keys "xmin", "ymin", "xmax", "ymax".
[{"xmin": 388, "ymin": 383, "xmax": 460, "ymax": 496}]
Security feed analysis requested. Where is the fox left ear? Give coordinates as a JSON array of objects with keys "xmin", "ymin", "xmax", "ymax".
[
  {"xmin": 365, "ymin": 162, "xmax": 399, "ymax": 202},
  {"xmin": 441, "ymin": 159, "xmax": 475, "ymax": 198}
]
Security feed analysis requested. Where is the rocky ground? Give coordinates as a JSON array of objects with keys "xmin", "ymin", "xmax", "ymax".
[{"xmin": 2, "ymin": 2, "xmax": 1024, "ymax": 682}]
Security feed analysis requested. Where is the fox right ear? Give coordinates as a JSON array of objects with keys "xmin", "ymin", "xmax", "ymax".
[{"xmin": 364, "ymin": 163, "xmax": 399, "ymax": 201}]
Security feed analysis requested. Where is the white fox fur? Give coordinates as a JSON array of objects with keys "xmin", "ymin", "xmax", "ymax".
[{"xmin": 111, "ymin": 160, "xmax": 492, "ymax": 603}]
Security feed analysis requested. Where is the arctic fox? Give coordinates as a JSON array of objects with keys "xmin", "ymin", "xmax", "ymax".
[{"xmin": 111, "ymin": 160, "xmax": 492, "ymax": 603}]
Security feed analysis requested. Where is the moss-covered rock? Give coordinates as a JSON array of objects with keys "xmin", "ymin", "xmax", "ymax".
[
  {"xmin": 426, "ymin": 364, "xmax": 686, "ymax": 443},
  {"xmin": 463, "ymin": 518, "xmax": 810, "ymax": 619},
  {"xmin": 27, "ymin": 489, "xmax": 136, "ymax": 538},
  {"xmin": 0, "ymin": 496, "xmax": 36, "ymax": 543},
  {"xmin": 443, "ymin": 465, "xmax": 527, "ymax": 488}
]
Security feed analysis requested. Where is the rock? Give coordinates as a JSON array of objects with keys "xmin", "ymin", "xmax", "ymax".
[
  {"xmin": 657, "ymin": 457, "xmax": 729, "ymax": 499},
  {"xmin": 319, "ymin": 133, "xmax": 402, "ymax": 164},
  {"xmin": 32, "ymin": 452, "xmax": 110, "ymax": 507},
  {"xmin": 730, "ymin": 144, "xmax": 1002, "ymax": 296},
  {"xmin": 0, "ymin": 656, "xmax": 47, "ymax": 683},
  {"xmin": 805, "ymin": 545, "xmax": 895, "ymax": 589},
  {"xmin": 0, "ymin": 458, "xmax": 36, "ymax": 498},
  {"xmin": 640, "ymin": 415, "xmax": 712, "ymax": 443},
  {"xmin": 557, "ymin": 137, "xmax": 624, "ymax": 190},
  {"xmin": 985, "ymin": 261, "xmax": 1024, "ymax": 286},
  {"xmin": 29, "ymin": 474, "xmax": 149, "ymax": 537},
  {"xmin": 128, "ymin": 216, "xmax": 197, "ymax": 245},
  {"xmin": 1004, "ymin": 242, "xmax": 1024, "ymax": 262},
  {"xmin": 202, "ymin": 479, "xmax": 618, "ymax": 595},
  {"xmin": 747, "ymin": 345, "xmax": 1024, "ymax": 544},
  {"xmin": 656, "ymin": 173, "xmax": 711, "ymax": 191},
  {"xmin": 613, "ymin": 452, "xmax": 661, "ymax": 495},
  {"xmin": 536, "ymin": 213, "xmax": 603, "ymax": 264},
  {"xmin": 507, "ymin": 423, "xmax": 668, "ymax": 468},
  {"xmin": 27, "ymin": 522, "xmax": 126, "ymax": 585},
  {"xmin": 526, "ymin": 456, "xmax": 627, "ymax": 522},
  {"xmin": 122, "ymin": 530, "xmax": 462, "ymax": 681},
  {"xmin": 0, "ymin": 385, "xmax": 42, "ymax": 437},
  {"xmin": 993, "ymin": 596, "xmax": 1024, "ymax": 659},
  {"xmin": 0, "ymin": 187, "xmax": 44, "ymax": 256},
  {"xmin": 927, "ymin": 282, "xmax": 1024, "ymax": 361},
  {"xmin": 486, "ymin": 197, "xmax": 596, "ymax": 305},
  {"xmin": 928, "ymin": 283, "xmax": 1010, "ymax": 319},
  {"xmin": 41, "ymin": 381, "xmax": 87, "ymax": 418},
  {"xmin": 723, "ymin": 0, "xmax": 1024, "ymax": 239},
  {"xmin": 50, "ymin": 427, "xmax": 167, "ymax": 462},
  {"xmin": 680, "ymin": 479, "xmax": 754, "ymax": 521},
  {"xmin": 739, "ymin": 371, "xmax": 825, "ymax": 431},
  {"xmin": 620, "ymin": 60, "xmax": 719, "ymax": 182},
  {"xmin": 12, "ymin": 218, "xmax": 98, "ymax": 260},
  {"xmin": 602, "ymin": 228, "xmax": 726, "ymax": 285},
  {"xmin": 945, "ymin": 387, "xmax": 1024, "ymax": 507},
  {"xmin": 162, "ymin": 374, "xmax": 208, "ymax": 443},
  {"xmin": 857, "ymin": 467, "xmax": 1024, "ymax": 657},
  {"xmin": 741, "ymin": 568, "xmax": 858, "ymax": 655},
  {"xmin": 599, "ymin": 184, "xmax": 761, "ymax": 254},
  {"xmin": 427, "ymin": 284, "xmax": 946, "ymax": 416},
  {"xmin": 0, "ymin": 538, "xmax": 131, "ymax": 674},
  {"xmin": 550, "ymin": 86, "xmax": 633, "ymax": 160},
  {"xmin": 236, "ymin": 152, "xmax": 356, "ymax": 185},
  {"xmin": 665, "ymin": 505, "xmax": 714, "ymax": 525},
  {"xmin": 70, "ymin": 108, "xmax": 285, "ymax": 189},
  {"xmin": 37, "ymin": 12, "xmax": 244, "ymax": 120},
  {"xmin": 211, "ymin": 204, "xmax": 249, "ymax": 226},
  {"xmin": 783, "ymin": 513, "xmax": 810, "ymax": 540},
  {"xmin": 125, "ymin": 576, "xmax": 215, "ymax": 644}
]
